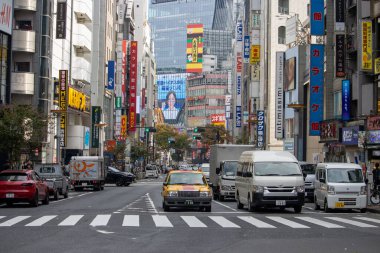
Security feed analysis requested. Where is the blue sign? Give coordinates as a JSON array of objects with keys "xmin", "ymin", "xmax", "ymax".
[
  {"xmin": 342, "ymin": 80, "xmax": 350, "ymax": 121},
  {"xmin": 257, "ymin": 111, "xmax": 265, "ymax": 149},
  {"xmin": 310, "ymin": 0, "xmax": 325, "ymax": 36},
  {"xmin": 368, "ymin": 131, "xmax": 380, "ymax": 144},
  {"xmin": 107, "ymin": 60, "xmax": 115, "ymax": 90},
  {"xmin": 342, "ymin": 126, "xmax": 359, "ymax": 145},
  {"xmin": 243, "ymin": 36, "xmax": 250, "ymax": 63},
  {"xmin": 236, "ymin": 106, "xmax": 241, "ymax": 127},
  {"xmin": 236, "ymin": 20, "xmax": 243, "ymax": 42},
  {"xmin": 84, "ymin": 127, "xmax": 90, "ymax": 149},
  {"xmin": 309, "ymin": 44, "xmax": 324, "ymax": 136}
]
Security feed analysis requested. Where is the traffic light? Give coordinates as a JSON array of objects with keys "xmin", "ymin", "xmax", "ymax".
[
  {"xmin": 145, "ymin": 127, "xmax": 157, "ymax": 133},
  {"xmin": 193, "ymin": 127, "xmax": 206, "ymax": 133}
]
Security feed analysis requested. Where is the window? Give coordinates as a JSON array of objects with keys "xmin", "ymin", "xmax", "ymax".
[
  {"xmin": 279, "ymin": 0, "xmax": 289, "ymax": 14},
  {"xmin": 15, "ymin": 20, "xmax": 32, "ymax": 30},
  {"xmin": 15, "ymin": 62, "xmax": 30, "ymax": 72},
  {"xmin": 278, "ymin": 26, "xmax": 286, "ymax": 44}
]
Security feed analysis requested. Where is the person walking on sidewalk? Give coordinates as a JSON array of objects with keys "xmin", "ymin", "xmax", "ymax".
[{"xmin": 373, "ymin": 163, "xmax": 380, "ymax": 190}]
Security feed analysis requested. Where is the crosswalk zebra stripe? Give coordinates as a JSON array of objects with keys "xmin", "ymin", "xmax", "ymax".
[
  {"xmin": 295, "ymin": 217, "xmax": 344, "ymax": 228},
  {"xmin": 58, "ymin": 215, "xmax": 84, "ymax": 226},
  {"xmin": 123, "ymin": 215, "xmax": 140, "ymax": 227},
  {"xmin": 0, "ymin": 216, "xmax": 5, "ymax": 220},
  {"xmin": 266, "ymin": 217, "xmax": 309, "ymax": 228},
  {"xmin": 90, "ymin": 215, "xmax": 111, "ymax": 227},
  {"xmin": 325, "ymin": 217, "xmax": 378, "ymax": 228},
  {"xmin": 181, "ymin": 216, "xmax": 207, "ymax": 228},
  {"xmin": 0, "ymin": 216, "xmax": 30, "ymax": 227},
  {"xmin": 152, "ymin": 215, "xmax": 173, "ymax": 227},
  {"xmin": 209, "ymin": 216, "xmax": 240, "ymax": 228},
  {"xmin": 354, "ymin": 217, "xmax": 380, "ymax": 224},
  {"xmin": 237, "ymin": 216, "xmax": 276, "ymax": 228},
  {"xmin": 25, "ymin": 215, "xmax": 57, "ymax": 227}
]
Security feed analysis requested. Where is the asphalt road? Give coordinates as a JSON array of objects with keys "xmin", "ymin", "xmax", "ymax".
[{"xmin": 0, "ymin": 176, "xmax": 379, "ymax": 253}]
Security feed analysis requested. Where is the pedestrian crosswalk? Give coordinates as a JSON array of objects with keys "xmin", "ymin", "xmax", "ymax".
[{"xmin": 0, "ymin": 214, "xmax": 379, "ymax": 229}]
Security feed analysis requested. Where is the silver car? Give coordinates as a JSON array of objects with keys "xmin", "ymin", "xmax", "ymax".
[{"xmin": 300, "ymin": 162, "xmax": 316, "ymax": 202}]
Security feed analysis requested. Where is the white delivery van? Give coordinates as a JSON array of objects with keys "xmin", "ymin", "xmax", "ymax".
[
  {"xmin": 145, "ymin": 165, "xmax": 159, "ymax": 178},
  {"xmin": 235, "ymin": 151, "xmax": 305, "ymax": 213},
  {"xmin": 314, "ymin": 163, "xmax": 367, "ymax": 213},
  {"xmin": 69, "ymin": 156, "xmax": 106, "ymax": 191}
]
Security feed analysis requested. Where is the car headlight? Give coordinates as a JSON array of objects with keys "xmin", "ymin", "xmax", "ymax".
[
  {"xmin": 296, "ymin": 186, "xmax": 305, "ymax": 193},
  {"xmin": 253, "ymin": 185, "xmax": 264, "ymax": 193},
  {"xmin": 167, "ymin": 191, "xmax": 178, "ymax": 197},
  {"xmin": 200, "ymin": 191, "xmax": 211, "ymax": 197},
  {"xmin": 327, "ymin": 185, "xmax": 335, "ymax": 195},
  {"xmin": 360, "ymin": 186, "xmax": 367, "ymax": 195}
]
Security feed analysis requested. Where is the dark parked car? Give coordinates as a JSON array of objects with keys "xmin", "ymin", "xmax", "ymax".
[{"xmin": 105, "ymin": 167, "xmax": 135, "ymax": 186}]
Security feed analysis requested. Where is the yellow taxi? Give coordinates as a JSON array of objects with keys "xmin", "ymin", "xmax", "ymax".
[{"xmin": 162, "ymin": 170, "xmax": 213, "ymax": 212}]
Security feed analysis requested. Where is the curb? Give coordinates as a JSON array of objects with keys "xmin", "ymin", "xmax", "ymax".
[{"xmin": 367, "ymin": 206, "xmax": 380, "ymax": 214}]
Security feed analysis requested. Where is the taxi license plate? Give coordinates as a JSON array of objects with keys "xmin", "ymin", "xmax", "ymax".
[
  {"xmin": 6, "ymin": 193, "xmax": 14, "ymax": 198},
  {"xmin": 335, "ymin": 202, "xmax": 345, "ymax": 208},
  {"xmin": 82, "ymin": 182, "xmax": 88, "ymax": 186},
  {"xmin": 276, "ymin": 200, "xmax": 286, "ymax": 206},
  {"xmin": 185, "ymin": 200, "xmax": 193, "ymax": 205}
]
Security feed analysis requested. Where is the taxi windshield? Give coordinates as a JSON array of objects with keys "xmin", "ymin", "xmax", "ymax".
[{"xmin": 168, "ymin": 173, "xmax": 206, "ymax": 185}]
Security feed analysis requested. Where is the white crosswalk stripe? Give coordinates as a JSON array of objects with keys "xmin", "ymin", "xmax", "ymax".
[
  {"xmin": 295, "ymin": 217, "xmax": 344, "ymax": 228},
  {"xmin": 59, "ymin": 215, "xmax": 84, "ymax": 226},
  {"xmin": 354, "ymin": 217, "xmax": 380, "ymax": 224},
  {"xmin": 209, "ymin": 216, "xmax": 240, "ymax": 228},
  {"xmin": 90, "ymin": 215, "xmax": 111, "ymax": 227},
  {"xmin": 25, "ymin": 215, "xmax": 57, "ymax": 227},
  {"xmin": 123, "ymin": 215, "xmax": 140, "ymax": 227},
  {"xmin": 0, "ymin": 216, "xmax": 5, "ymax": 220},
  {"xmin": 237, "ymin": 216, "xmax": 276, "ymax": 228},
  {"xmin": 325, "ymin": 217, "xmax": 378, "ymax": 228},
  {"xmin": 152, "ymin": 215, "xmax": 173, "ymax": 227},
  {"xmin": 266, "ymin": 217, "xmax": 309, "ymax": 228},
  {"xmin": 0, "ymin": 216, "xmax": 30, "ymax": 227},
  {"xmin": 181, "ymin": 216, "xmax": 207, "ymax": 228}
]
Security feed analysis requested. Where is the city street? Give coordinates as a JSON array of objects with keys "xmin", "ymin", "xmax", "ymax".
[{"xmin": 0, "ymin": 176, "xmax": 379, "ymax": 253}]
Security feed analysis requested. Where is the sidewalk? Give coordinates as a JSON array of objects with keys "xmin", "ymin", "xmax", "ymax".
[{"xmin": 367, "ymin": 204, "xmax": 380, "ymax": 214}]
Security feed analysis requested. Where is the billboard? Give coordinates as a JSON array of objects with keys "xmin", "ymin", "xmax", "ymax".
[
  {"xmin": 129, "ymin": 41, "xmax": 137, "ymax": 132},
  {"xmin": 284, "ymin": 57, "xmax": 296, "ymax": 91},
  {"xmin": 59, "ymin": 70, "xmax": 68, "ymax": 147},
  {"xmin": 257, "ymin": 111, "xmax": 265, "ymax": 149},
  {"xmin": 362, "ymin": 21, "xmax": 372, "ymax": 71},
  {"xmin": 211, "ymin": 114, "xmax": 226, "ymax": 127},
  {"xmin": 186, "ymin": 24, "xmax": 203, "ymax": 73},
  {"xmin": 107, "ymin": 60, "xmax": 115, "ymax": 90},
  {"xmin": 336, "ymin": 35, "xmax": 345, "ymax": 77},
  {"xmin": 156, "ymin": 73, "xmax": 188, "ymax": 126}
]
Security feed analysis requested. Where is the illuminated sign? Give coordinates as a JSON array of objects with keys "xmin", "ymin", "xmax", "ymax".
[
  {"xmin": 186, "ymin": 24, "xmax": 203, "ymax": 73},
  {"xmin": 59, "ymin": 70, "xmax": 68, "ymax": 147}
]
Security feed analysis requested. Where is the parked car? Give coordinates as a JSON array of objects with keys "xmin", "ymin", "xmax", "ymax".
[
  {"xmin": 0, "ymin": 170, "xmax": 50, "ymax": 207},
  {"xmin": 34, "ymin": 164, "xmax": 69, "ymax": 200},
  {"xmin": 299, "ymin": 162, "xmax": 316, "ymax": 202},
  {"xmin": 105, "ymin": 166, "xmax": 135, "ymax": 186},
  {"xmin": 145, "ymin": 164, "xmax": 159, "ymax": 178}
]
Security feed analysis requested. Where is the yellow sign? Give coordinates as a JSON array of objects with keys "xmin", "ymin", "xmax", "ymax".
[
  {"xmin": 68, "ymin": 87, "xmax": 87, "ymax": 112},
  {"xmin": 362, "ymin": 21, "xmax": 372, "ymax": 71},
  {"xmin": 121, "ymin": 115, "xmax": 127, "ymax": 138},
  {"xmin": 250, "ymin": 45, "xmax": 260, "ymax": 64},
  {"xmin": 375, "ymin": 57, "xmax": 380, "ymax": 75}
]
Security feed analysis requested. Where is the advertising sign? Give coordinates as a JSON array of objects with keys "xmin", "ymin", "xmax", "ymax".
[
  {"xmin": 362, "ymin": 21, "xmax": 372, "ymax": 71},
  {"xmin": 336, "ymin": 35, "xmax": 345, "ymax": 77},
  {"xmin": 320, "ymin": 120, "xmax": 339, "ymax": 142},
  {"xmin": 120, "ymin": 115, "xmax": 127, "ymax": 139},
  {"xmin": 122, "ymin": 40, "xmax": 127, "ymax": 105},
  {"xmin": 59, "ymin": 70, "xmax": 68, "ymax": 147},
  {"xmin": 342, "ymin": 126, "xmax": 359, "ymax": 145},
  {"xmin": 236, "ymin": 51, "xmax": 242, "ymax": 128},
  {"xmin": 0, "ymin": 0, "xmax": 12, "ymax": 35},
  {"xmin": 157, "ymin": 73, "xmax": 188, "ymax": 126},
  {"xmin": 244, "ymin": 36, "xmax": 250, "ymax": 63},
  {"xmin": 342, "ymin": 80, "xmax": 350, "ymax": 121},
  {"xmin": 236, "ymin": 19, "xmax": 243, "ymax": 42},
  {"xmin": 56, "ymin": 0, "xmax": 67, "ymax": 39},
  {"xmin": 68, "ymin": 87, "xmax": 88, "ymax": 112},
  {"xmin": 275, "ymin": 52, "xmax": 284, "ymax": 139},
  {"xmin": 309, "ymin": 44, "xmax": 324, "ymax": 136},
  {"xmin": 129, "ymin": 41, "xmax": 138, "ymax": 131},
  {"xmin": 225, "ymin": 94, "xmax": 231, "ymax": 119},
  {"xmin": 257, "ymin": 111, "xmax": 265, "ymax": 149},
  {"xmin": 250, "ymin": 45, "xmax": 260, "ymax": 64},
  {"xmin": 84, "ymin": 127, "xmax": 90, "ymax": 150},
  {"xmin": 186, "ymin": 24, "xmax": 203, "ymax": 73},
  {"xmin": 91, "ymin": 106, "xmax": 101, "ymax": 148},
  {"xmin": 367, "ymin": 116, "xmax": 380, "ymax": 130},
  {"xmin": 236, "ymin": 106, "xmax": 242, "ymax": 128},
  {"xmin": 310, "ymin": 0, "xmax": 325, "ymax": 36},
  {"xmin": 375, "ymin": 58, "xmax": 380, "ymax": 75},
  {"xmin": 211, "ymin": 114, "xmax": 226, "ymax": 127},
  {"xmin": 107, "ymin": 60, "xmax": 115, "ymax": 90},
  {"xmin": 286, "ymin": 15, "xmax": 297, "ymax": 45},
  {"xmin": 335, "ymin": 0, "xmax": 345, "ymax": 31},
  {"xmin": 368, "ymin": 131, "xmax": 380, "ymax": 144}
]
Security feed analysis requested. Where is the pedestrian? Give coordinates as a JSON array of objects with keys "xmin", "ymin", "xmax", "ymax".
[{"xmin": 373, "ymin": 163, "xmax": 380, "ymax": 190}]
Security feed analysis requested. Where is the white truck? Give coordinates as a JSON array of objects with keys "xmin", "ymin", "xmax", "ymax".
[
  {"xmin": 34, "ymin": 164, "xmax": 69, "ymax": 200},
  {"xmin": 210, "ymin": 144, "xmax": 255, "ymax": 201},
  {"xmin": 69, "ymin": 156, "xmax": 106, "ymax": 191}
]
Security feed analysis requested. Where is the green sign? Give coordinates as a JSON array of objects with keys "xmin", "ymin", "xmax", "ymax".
[
  {"xmin": 91, "ymin": 106, "xmax": 101, "ymax": 148},
  {"xmin": 115, "ymin": 97, "xmax": 122, "ymax": 109}
]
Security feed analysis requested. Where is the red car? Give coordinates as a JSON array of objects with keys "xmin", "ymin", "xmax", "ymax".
[{"xmin": 0, "ymin": 170, "xmax": 50, "ymax": 207}]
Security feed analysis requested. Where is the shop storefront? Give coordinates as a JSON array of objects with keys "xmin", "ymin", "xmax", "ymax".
[
  {"xmin": 319, "ymin": 120, "xmax": 344, "ymax": 162},
  {"xmin": 341, "ymin": 125, "xmax": 364, "ymax": 163}
]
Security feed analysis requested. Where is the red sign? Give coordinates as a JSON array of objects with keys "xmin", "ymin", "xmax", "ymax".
[
  {"xmin": 211, "ymin": 113, "xmax": 226, "ymax": 126},
  {"xmin": 129, "ymin": 41, "xmax": 138, "ymax": 131},
  {"xmin": 367, "ymin": 116, "xmax": 380, "ymax": 130},
  {"xmin": 122, "ymin": 40, "xmax": 127, "ymax": 105}
]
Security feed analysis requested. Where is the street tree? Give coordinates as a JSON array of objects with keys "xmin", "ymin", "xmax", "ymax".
[
  {"xmin": 130, "ymin": 142, "xmax": 148, "ymax": 163},
  {"xmin": 200, "ymin": 124, "xmax": 232, "ymax": 146}
]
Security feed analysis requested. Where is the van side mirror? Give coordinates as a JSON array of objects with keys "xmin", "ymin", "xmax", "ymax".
[
  {"xmin": 216, "ymin": 168, "xmax": 221, "ymax": 175},
  {"xmin": 319, "ymin": 178, "xmax": 325, "ymax": 183}
]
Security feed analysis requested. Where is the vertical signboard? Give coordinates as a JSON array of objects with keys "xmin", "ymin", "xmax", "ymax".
[
  {"xmin": 336, "ymin": 35, "xmax": 345, "ymax": 77},
  {"xmin": 375, "ymin": 57, "xmax": 380, "ymax": 75},
  {"xmin": 257, "ymin": 110, "xmax": 265, "ymax": 149},
  {"xmin": 243, "ymin": 36, "xmax": 250, "ymax": 63},
  {"xmin": 129, "ymin": 41, "xmax": 138, "ymax": 132},
  {"xmin": 56, "ymin": 0, "xmax": 67, "ymax": 39},
  {"xmin": 120, "ymin": 115, "xmax": 127, "ymax": 139},
  {"xmin": 59, "ymin": 70, "xmax": 68, "ymax": 147},
  {"xmin": 250, "ymin": 45, "xmax": 260, "ymax": 64},
  {"xmin": 122, "ymin": 40, "xmax": 127, "ymax": 105},
  {"xmin": 275, "ymin": 52, "xmax": 284, "ymax": 139},
  {"xmin": 309, "ymin": 44, "xmax": 325, "ymax": 136},
  {"xmin": 236, "ymin": 52, "xmax": 242, "ymax": 128},
  {"xmin": 186, "ymin": 24, "xmax": 203, "ymax": 73},
  {"xmin": 107, "ymin": 60, "xmax": 115, "ymax": 90},
  {"xmin": 0, "ymin": 0, "xmax": 12, "ymax": 35},
  {"xmin": 335, "ymin": 0, "xmax": 345, "ymax": 31},
  {"xmin": 91, "ymin": 106, "xmax": 101, "ymax": 148},
  {"xmin": 362, "ymin": 21, "xmax": 372, "ymax": 71},
  {"xmin": 225, "ymin": 94, "xmax": 231, "ymax": 119},
  {"xmin": 342, "ymin": 80, "xmax": 350, "ymax": 121},
  {"xmin": 84, "ymin": 127, "xmax": 90, "ymax": 150},
  {"xmin": 310, "ymin": 0, "xmax": 325, "ymax": 36}
]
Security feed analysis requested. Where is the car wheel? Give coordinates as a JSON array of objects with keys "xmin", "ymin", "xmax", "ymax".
[
  {"xmin": 314, "ymin": 196, "xmax": 320, "ymax": 210},
  {"xmin": 124, "ymin": 182, "xmax": 131, "ymax": 186},
  {"xmin": 324, "ymin": 199, "xmax": 330, "ymax": 213},
  {"xmin": 213, "ymin": 194, "xmax": 218, "ymax": 200},
  {"xmin": 236, "ymin": 193, "xmax": 244, "ymax": 209},
  {"xmin": 360, "ymin": 208, "xmax": 367, "ymax": 213},
  {"xmin": 247, "ymin": 195, "xmax": 256, "ymax": 212},
  {"xmin": 64, "ymin": 187, "xmax": 69, "ymax": 198},
  {"xmin": 54, "ymin": 189, "xmax": 59, "ymax": 200},
  {"xmin": 219, "ymin": 195, "xmax": 225, "ymax": 202},
  {"xmin": 116, "ymin": 179, "xmax": 123, "ymax": 187},
  {"xmin": 42, "ymin": 191, "xmax": 50, "ymax": 205},
  {"xmin": 163, "ymin": 202, "xmax": 169, "ymax": 212},
  {"xmin": 30, "ymin": 191, "xmax": 39, "ymax": 207},
  {"xmin": 6, "ymin": 201, "xmax": 13, "ymax": 207},
  {"xmin": 294, "ymin": 205, "xmax": 302, "ymax": 213},
  {"xmin": 205, "ymin": 206, "xmax": 211, "ymax": 212}
]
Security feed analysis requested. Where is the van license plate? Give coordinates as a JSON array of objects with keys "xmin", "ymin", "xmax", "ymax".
[
  {"xmin": 185, "ymin": 200, "xmax": 193, "ymax": 205},
  {"xmin": 276, "ymin": 200, "xmax": 286, "ymax": 206},
  {"xmin": 335, "ymin": 202, "xmax": 345, "ymax": 208},
  {"xmin": 6, "ymin": 193, "xmax": 14, "ymax": 198},
  {"xmin": 82, "ymin": 182, "xmax": 87, "ymax": 186}
]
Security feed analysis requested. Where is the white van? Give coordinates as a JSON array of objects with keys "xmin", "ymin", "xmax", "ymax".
[
  {"xmin": 314, "ymin": 163, "xmax": 367, "ymax": 213},
  {"xmin": 235, "ymin": 151, "xmax": 305, "ymax": 213},
  {"xmin": 145, "ymin": 165, "xmax": 159, "ymax": 178}
]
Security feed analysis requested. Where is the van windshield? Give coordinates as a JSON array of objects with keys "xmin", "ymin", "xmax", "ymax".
[
  {"xmin": 327, "ymin": 168, "xmax": 363, "ymax": 183},
  {"xmin": 254, "ymin": 162, "xmax": 302, "ymax": 176},
  {"xmin": 223, "ymin": 161, "xmax": 238, "ymax": 176}
]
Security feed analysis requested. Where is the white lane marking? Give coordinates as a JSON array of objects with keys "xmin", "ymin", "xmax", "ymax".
[
  {"xmin": 123, "ymin": 215, "xmax": 140, "ymax": 227},
  {"xmin": 96, "ymin": 230, "xmax": 114, "ymax": 234},
  {"xmin": 77, "ymin": 192, "xmax": 94, "ymax": 197},
  {"xmin": 237, "ymin": 216, "xmax": 276, "ymax": 228},
  {"xmin": 354, "ymin": 217, "xmax": 380, "ymax": 224},
  {"xmin": 146, "ymin": 193, "xmax": 158, "ymax": 214},
  {"xmin": 266, "ymin": 217, "xmax": 309, "ymax": 228},
  {"xmin": 325, "ymin": 217, "xmax": 378, "ymax": 228},
  {"xmin": 113, "ymin": 212, "xmax": 121, "ymax": 214},
  {"xmin": 295, "ymin": 217, "xmax": 344, "ymax": 228},
  {"xmin": 50, "ymin": 192, "xmax": 94, "ymax": 204},
  {"xmin": 209, "ymin": 216, "xmax": 240, "ymax": 228},
  {"xmin": 0, "ymin": 216, "xmax": 30, "ymax": 227},
  {"xmin": 90, "ymin": 215, "xmax": 111, "ymax": 227},
  {"xmin": 213, "ymin": 201, "xmax": 238, "ymax": 212},
  {"xmin": 58, "ymin": 215, "xmax": 84, "ymax": 226},
  {"xmin": 0, "ymin": 216, "xmax": 5, "ymax": 220},
  {"xmin": 25, "ymin": 215, "xmax": 57, "ymax": 227},
  {"xmin": 152, "ymin": 215, "xmax": 173, "ymax": 227},
  {"xmin": 181, "ymin": 216, "xmax": 207, "ymax": 228}
]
